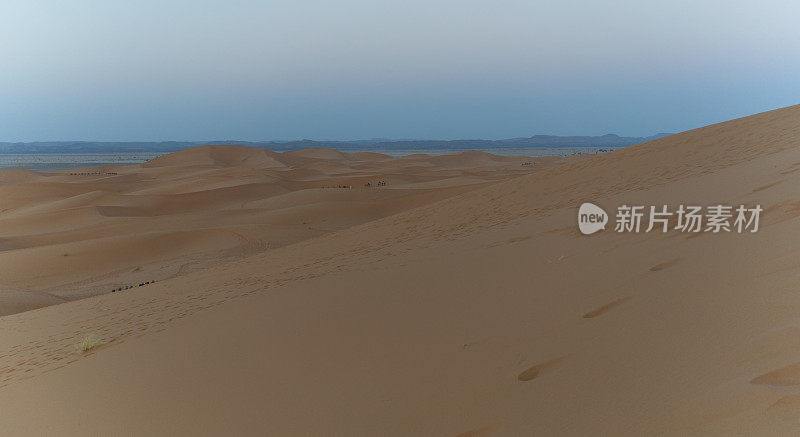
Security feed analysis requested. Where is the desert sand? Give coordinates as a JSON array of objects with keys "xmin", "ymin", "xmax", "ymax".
[
  {"xmin": 0, "ymin": 147, "xmax": 547, "ymax": 315},
  {"xmin": 2, "ymin": 105, "xmax": 800, "ymax": 435}
]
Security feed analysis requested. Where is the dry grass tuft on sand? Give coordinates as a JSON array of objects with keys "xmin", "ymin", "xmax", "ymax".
[{"xmin": 77, "ymin": 334, "xmax": 104, "ymax": 353}]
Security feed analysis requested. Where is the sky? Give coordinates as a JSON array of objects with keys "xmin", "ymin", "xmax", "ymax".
[{"xmin": 1, "ymin": 0, "xmax": 799, "ymax": 141}]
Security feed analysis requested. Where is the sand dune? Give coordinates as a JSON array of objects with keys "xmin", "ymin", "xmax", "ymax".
[
  {"xmin": 2, "ymin": 105, "xmax": 800, "ymax": 434},
  {"xmin": 143, "ymin": 145, "xmax": 288, "ymax": 169},
  {"xmin": 0, "ymin": 147, "xmax": 543, "ymax": 315}
]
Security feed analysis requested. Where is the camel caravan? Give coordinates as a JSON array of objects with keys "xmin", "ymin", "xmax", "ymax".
[
  {"xmin": 324, "ymin": 180, "xmax": 387, "ymax": 189},
  {"xmin": 69, "ymin": 171, "xmax": 118, "ymax": 176},
  {"xmin": 112, "ymin": 280, "xmax": 157, "ymax": 293}
]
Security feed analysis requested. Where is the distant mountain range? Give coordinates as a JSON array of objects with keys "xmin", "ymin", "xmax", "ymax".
[{"xmin": 0, "ymin": 133, "xmax": 672, "ymax": 154}]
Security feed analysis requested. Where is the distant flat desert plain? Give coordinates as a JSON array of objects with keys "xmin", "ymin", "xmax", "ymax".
[{"xmin": 3, "ymin": 105, "xmax": 800, "ymax": 435}]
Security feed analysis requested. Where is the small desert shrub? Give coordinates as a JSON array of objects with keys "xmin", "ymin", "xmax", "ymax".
[
  {"xmin": 77, "ymin": 334, "xmax": 104, "ymax": 353},
  {"xmin": 133, "ymin": 266, "xmax": 141, "ymax": 271}
]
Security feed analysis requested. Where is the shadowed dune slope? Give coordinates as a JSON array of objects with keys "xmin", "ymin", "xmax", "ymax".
[{"xmin": 2, "ymin": 105, "xmax": 800, "ymax": 435}]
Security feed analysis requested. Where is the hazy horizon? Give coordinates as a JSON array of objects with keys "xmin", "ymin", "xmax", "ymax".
[
  {"xmin": 2, "ymin": 0, "xmax": 799, "ymax": 142},
  {"xmin": 0, "ymin": 132, "xmax": 669, "ymax": 144}
]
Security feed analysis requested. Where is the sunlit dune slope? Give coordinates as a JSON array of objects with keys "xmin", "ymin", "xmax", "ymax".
[
  {"xmin": 0, "ymin": 146, "xmax": 544, "ymax": 315},
  {"xmin": 2, "ymin": 105, "xmax": 800, "ymax": 435}
]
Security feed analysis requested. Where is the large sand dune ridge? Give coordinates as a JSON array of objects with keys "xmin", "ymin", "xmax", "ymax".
[
  {"xmin": 2, "ymin": 105, "xmax": 800, "ymax": 434},
  {"xmin": 0, "ymin": 147, "xmax": 546, "ymax": 315}
]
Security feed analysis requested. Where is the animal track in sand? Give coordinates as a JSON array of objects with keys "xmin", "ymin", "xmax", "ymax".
[
  {"xmin": 763, "ymin": 394, "xmax": 800, "ymax": 426},
  {"xmin": 751, "ymin": 362, "xmax": 800, "ymax": 386},
  {"xmin": 583, "ymin": 296, "xmax": 633, "ymax": 318},
  {"xmin": 649, "ymin": 258, "xmax": 681, "ymax": 271},
  {"xmin": 506, "ymin": 235, "xmax": 535, "ymax": 244},
  {"xmin": 767, "ymin": 395, "xmax": 800, "ymax": 413},
  {"xmin": 517, "ymin": 355, "xmax": 571, "ymax": 382},
  {"xmin": 752, "ymin": 180, "xmax": 783, "ymax": 192},
  {"xmin": 780, "ymin": 167, "xmax": 800, "ymax": 175}
]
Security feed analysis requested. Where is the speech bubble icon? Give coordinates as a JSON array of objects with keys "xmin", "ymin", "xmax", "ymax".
[{"xmin": 578, "ymin": 202, "xmax": 608, "ymax": 235}]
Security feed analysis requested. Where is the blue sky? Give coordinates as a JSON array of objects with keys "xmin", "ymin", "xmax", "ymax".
[{"xmin": 1, "ymin": 0, "xmax": 799, "ymax": 141}]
